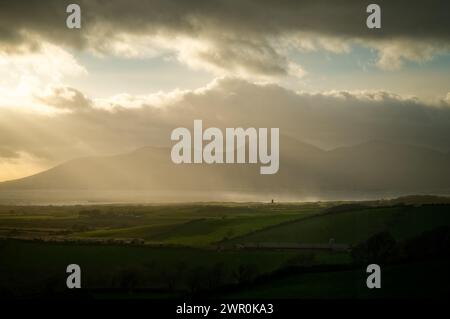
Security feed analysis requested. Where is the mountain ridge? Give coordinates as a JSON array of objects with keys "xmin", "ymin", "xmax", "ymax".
[{"xmin": 1, "ymin": 139, "xmax": 449, "ymax": 196}]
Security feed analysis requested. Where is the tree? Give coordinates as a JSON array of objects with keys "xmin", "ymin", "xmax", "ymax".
[
  {"xmin": 351, "ymin": 231, "xmax": 398, "ymax": 264},
  {"xmin": 208, "ymin": 262, "xmax": 227, "ymax": 289},
  {"xmin": 403, "ymin": 226, "xmax": 450, "ymax": 260}
]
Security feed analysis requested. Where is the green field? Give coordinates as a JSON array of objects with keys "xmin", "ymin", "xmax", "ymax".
[
  {"xmin": 229, "ymin": 205, "xmax": 450, "ymax": 245},
  {"xmin": 1, "ymin": 199, "xmax": 449, "ymax": 298},
  {"xmin": 0, "ymin": 203, "xmax": 321, "ymax": 246},
  {"xmin": 79, "ymin": 214, "xmax": 315, "ymax": 245}
]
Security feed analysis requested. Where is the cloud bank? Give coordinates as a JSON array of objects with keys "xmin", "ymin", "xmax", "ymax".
[
  {"xmin": 1, "ymin": 0, "xmax": 449, "ymax": 77},
  {"xmin": 1, "ymin": 77, "xmax": 450, "ymax": 181}
]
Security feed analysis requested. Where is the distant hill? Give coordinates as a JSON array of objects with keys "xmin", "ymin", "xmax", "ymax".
[
  {"xmin": 1, "ymin": 139, "xmax": 450, "ymax": 199},
  {"xmin": 385, "ymin": 195, "xmax": 450, "ymax": 205}
]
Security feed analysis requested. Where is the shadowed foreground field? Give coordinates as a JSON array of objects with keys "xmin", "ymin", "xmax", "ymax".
[{"xmin": 0, "ymin": 198, "xmax": 449, "ymax": 299}]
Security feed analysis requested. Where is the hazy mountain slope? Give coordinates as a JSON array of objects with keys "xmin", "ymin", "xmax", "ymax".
[
  {"xmin": 1, "ymin": 139, "xmax": 450, "ymax": 196},
  {"xmin": 325, "ymin": 141, "xmax": 450, "ymax": 191}
]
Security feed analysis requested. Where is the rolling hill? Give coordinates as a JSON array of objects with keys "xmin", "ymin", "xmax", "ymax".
[{"xmin": 227, "ymin": 204, "xmax": 450, "ymax": 245}]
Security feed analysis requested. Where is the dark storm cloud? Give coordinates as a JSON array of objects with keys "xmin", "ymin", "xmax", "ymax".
[
  {"xmin": 0, "ymin": 0, "xmax": 449, "ymax": 75},
  {"xmin": 1, "ymin": 0, "xmax": 449, "ymax": 46}
]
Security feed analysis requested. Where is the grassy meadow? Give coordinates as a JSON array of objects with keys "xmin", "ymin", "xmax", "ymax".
[{"xmin": 0, "ymin": 198, "xmax": 449, "ymax": 298}]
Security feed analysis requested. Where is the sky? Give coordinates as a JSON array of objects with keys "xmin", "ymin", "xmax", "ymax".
[{"xmin": 0, "ymin": 0, "xmax": 449, "ymax": 182}]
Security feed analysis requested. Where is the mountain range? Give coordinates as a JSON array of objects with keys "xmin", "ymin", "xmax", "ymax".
[{"xmin": 1, "ymin": 138, "xmax": 449, "ymax": 201}]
